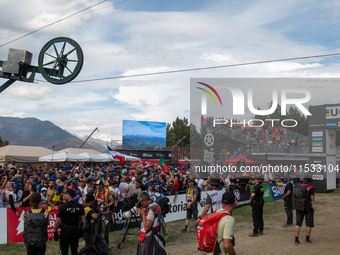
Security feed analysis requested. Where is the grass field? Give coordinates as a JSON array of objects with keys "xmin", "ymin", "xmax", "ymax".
[{"xmin": 1, "ymin": 189, "xmax": 339, "ymax": 255}]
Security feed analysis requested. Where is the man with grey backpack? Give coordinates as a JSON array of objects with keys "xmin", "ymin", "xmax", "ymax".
[
  {"xmin": 292, "ymin": 177, "xmax": 315, "ymax": 246},
  {"xmin": 23, "ymin": 192, "xmax": 49, "ymax": 255}
]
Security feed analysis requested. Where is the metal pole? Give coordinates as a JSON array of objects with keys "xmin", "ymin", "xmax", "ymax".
[
  {"xmin": 79, "ymin": 127, "xmax": 98, "ymax": 148},
  {"xmin": 170, "ymin": 136, "xmax": 186, "ymax": 151},
  {"xmin": 51, "ymin": 145, "xmax": 55, "ymax": 163},
  {"xmin": 0, "ymin": 79, "xmax": 16, "ymax": 94}
]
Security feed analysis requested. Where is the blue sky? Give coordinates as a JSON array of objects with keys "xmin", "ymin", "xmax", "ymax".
[{"xmin": 1, "ymin": 0, "xmax": 340, "ymax": 142}]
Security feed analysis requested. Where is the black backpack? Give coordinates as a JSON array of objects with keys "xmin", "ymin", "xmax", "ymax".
[
  {"xmin": 23, "ymin": 209, "xmax": 48, "ymax": 246},
  {"xmin": 195, "ymin": 186, "xmax": 201, "ymax": 204},
  {"xmin": 149, "ymin": 233, "xmax": 167, "ymax": 255},
  {"xmin": 292, "ymin": 184, "xmax": 310, "ymax": 211},
  {"xmin": 93, "ymin": 234, "xmax": 109, "ymax": 255}
]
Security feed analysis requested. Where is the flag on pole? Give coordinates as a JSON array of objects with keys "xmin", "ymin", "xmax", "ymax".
[
  {"xmin": 159, "ymin": 157, "xmax": 168, "ymax": 173},
  {"xmin": 107, "ymin": 145, "xmax": 125, "ymax": 165}
]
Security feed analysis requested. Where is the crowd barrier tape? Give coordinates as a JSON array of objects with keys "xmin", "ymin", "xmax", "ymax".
[
  {"xmin": 7, "ymin": 206, "xmax": 60, "ymax": 244},
  {"xmin": 3, "ymin": 183, "xmax": 292, "ymax": 244}
]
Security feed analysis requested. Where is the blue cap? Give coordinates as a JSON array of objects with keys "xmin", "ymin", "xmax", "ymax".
[
  {"xmin": 12, "ymin": 183, "xmax": 20, "ymax": 189},
  {"xmin": 16, "ymin": 179, "xmax": 23, "ymax": 183},
  {"xmin": 55, "ymin": 186, "xmax": 63, "ymax": 193},
  {"xmin": 156, "ymin": 179, "xmax": 161, "ymax": 183},
  {"xmin": 75, "ymin": 190, "xmax": 81, "ymax": 195},
  {"xmin": 147, "ymin": 182, "xmax": 154, "ymax": 186},
  {"xmin": 21, "ymin": 164, "xmax": 26, "ymax": 168},
  {"xmin": 51, "ymin": 176, "xmax": 57, "ymax": 181}
]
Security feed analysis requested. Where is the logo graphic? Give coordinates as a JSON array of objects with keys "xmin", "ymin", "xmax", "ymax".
[
  {"xmin": 326, "ymin": 106, "xmax": 340, "ymax": 119},
  {"xmin": 233, "ymin": 190, "xmax": 241, "ymax": 201},
  {"xmin": 204, "ymin": 133, "xmax": 214, "ymax": 146},
  {"xmin": 196, "ymin": 82, "xmax": 223, "ymax": 106}
]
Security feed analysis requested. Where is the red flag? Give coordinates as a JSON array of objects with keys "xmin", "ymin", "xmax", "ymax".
[{"xmin": 162, "ymin": 163, "xmax": 168, "ymax": 173}]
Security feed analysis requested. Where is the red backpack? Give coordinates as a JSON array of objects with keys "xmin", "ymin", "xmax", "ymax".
[{"xmin": 197, "ymin": 210, "xmax": 230, "ymax": 252}]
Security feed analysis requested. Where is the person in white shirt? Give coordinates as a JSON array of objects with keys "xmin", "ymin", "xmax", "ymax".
[
  {"xmin": 195, "ymin": 174, "xmax": 204, "ymax": 190},
  {"xmin": 119, "ymin": 177, "xmax": 130, "ymax": 198},
  {"xmin": 224, "ymin": 175, "xmax": 231, "ymax": 191},
  {"xmin": 109, "ymin": 180, "xmax": 121, "ymax": 206}
]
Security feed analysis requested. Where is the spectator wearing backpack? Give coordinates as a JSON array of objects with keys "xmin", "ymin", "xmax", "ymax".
[
  {"xmin": 181, "ymin": 179, "xmax": 199, "ymax": 232},
  {"xmin": 136, "ymin": 192, "xmax": 162, "ymax": 255},
  {"xmin": 282, "ymin": 177, "xmax": 293, "ymax": 227},
  {"xmin": 23, "ymin": 192, "xmax": 49, "ymax": 255},
  {"xmin": 151, "ymin": 184, "xmax": 164, "ymax": 204},
  {"xmin": 198, "ymin": 178, "xmax": 226, "ymax": 221},
  {"xmin": 293, "ymin": 177, "xmax": 315, "ymax": 245},
  {"xmin": 249, "ymin": 178, "xmax": 264, "ymax": 237},
  {"xmin": 198, "ymin": 191, "xmax": 238, "ymax": 255}
]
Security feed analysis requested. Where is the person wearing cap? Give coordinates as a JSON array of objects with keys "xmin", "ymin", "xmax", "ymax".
[
  {"xmin": 198, "ymin": 177, "xmax": 226, "ymax": 221},
  {"xmin": 94, "ymin": 180, "xmax": 114, "ymax": 245},
  {"xmin": 249, "ymin": 178, "xmax": 265, "ymax": 237},
  {"xmin": 109, "ymin": 180, "xmax": 121, "ymax": 208},
  {"xmin": 181, "ymin": 179, "xmax": 199, "ymax": 232},
  {"xmin": 9, "ymin": 182, "xmax": 23, "ymax": 217},
  {"xmin": 74, "ymin": 190, "xmax": 83, "ymax": 204},
  {"xmin": 205, "ymin": 190, "xmax": 238, "ymax": 255},
  {"xmin": 282, "ymin": 176, "xmax": 294, "ymax": 227},
  {"xmin": 146, "ymin": 181, "xmax": 154, "ymax": 197},
  {"xmin": 47, "ymin": 185, "xmax": 63, "ymax": 210},
  {"xmin": 54, "ymin": 189, "xmax": 85, "ymax": 255}
]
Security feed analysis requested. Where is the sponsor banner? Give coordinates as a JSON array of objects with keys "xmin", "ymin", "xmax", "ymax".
[
  {"xmin": 326, "ymin": 106, "xmax": 340, "ymax": 119},
  {"xmin": 326, "ymin": 122, "xmax": 337, "ymax": 127},
  {"xmin": 312, "ymin": 131, "xmax": 323, "ymax": 137},
  {"xmin": 7, "ymin": 206, "xmax": 60, "ymax": 244},
  {"xmin": 117, "ymin": 149, "xmax": 172, "ymax": 160},
  {"xmin": 231, "ymin": 186, "xmax": 251, "ymax": 207},
  {"xmin": 0, "ymin": 208, "xmax": 7, "ymax": 244},
  {"xmin": 312, "ymin": 147, "xmax": 323, "ymax": 152},
  {"xmin": 269, "ymin": 181, "xmax": 287, "ymax": 201},
  {"xmin": 130, "ymin": 159, "xmax": 161, "ymax": 168},
  {"xmin": 312, "ymin": 142, "xmax": 323, "ymax": 147},
  {"xmin": 312, "ymin": 137, "xmax": 323, "ymax": 142},
  {"xmin": 249, "ymin": 184, "xmax": 273, "ymax": 203},
  {"xmin": 313, "ymin": 175, "xmax": 324, "ymax": 180}
]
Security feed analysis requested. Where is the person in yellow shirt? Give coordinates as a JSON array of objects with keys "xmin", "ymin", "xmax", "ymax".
[
  {"xmin": 47, "ymin": 185, "xmax": 63, "ymax": 210},
  {"xmin": 23, "ymin": 192, "xmax": 49, "ymax": 255},
  {"xmin": 206, "ymin": 191, "xmax": 238, "ymax": 255}
]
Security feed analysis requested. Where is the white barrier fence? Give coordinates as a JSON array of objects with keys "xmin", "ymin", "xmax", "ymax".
[{"xmin": 0, "ymin": 208, "xmax": 7, "ymax": 244}]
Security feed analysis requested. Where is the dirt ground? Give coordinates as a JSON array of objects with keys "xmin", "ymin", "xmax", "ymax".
[{"xmin": 165, "ymin": 191, "xmax": 340, "ymax": 255}]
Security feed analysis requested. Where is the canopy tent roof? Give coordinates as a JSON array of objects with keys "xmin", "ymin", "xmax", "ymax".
[
  {"xmin": 57, "ymin": 148, "xmax": 102, "ymax": 155},
  {"xmin": 223, "ymin": 154, "xmax": 259, "ymax": 165},
  {"xmin": 0, "ymin": 145, "xmax": 53, "ymax": 163},
  {"xmin": 39, "ymin": 152, "xmax": 89, "ymax": 162},
  {"xmin": 77, "ymin": 152, "xmax": 109, "ymax": 162},
  {"xmin": 97, "ymin": 153, "xmax": 118, "ymax": 162}
]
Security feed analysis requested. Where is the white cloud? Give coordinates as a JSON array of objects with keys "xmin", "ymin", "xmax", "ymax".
[
  {"xmin": 0, "ymin": 108, "xmax": 29, "ymax": 118},
  {"xmin": 1, "ymin": 84, "xmax": 54, "ymax": 100}
]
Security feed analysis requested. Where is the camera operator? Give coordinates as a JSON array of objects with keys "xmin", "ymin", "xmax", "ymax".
[
  {"xmin": 78, "ymin": 194, "xmax": 99, "ymax": 255},
  {"xmin": 94, "ymin": 180, "xmax": 114, "ymax": 246},
  {"xmin": 136, "ymin": 192, "xmax": 161, "ymax": 255}
]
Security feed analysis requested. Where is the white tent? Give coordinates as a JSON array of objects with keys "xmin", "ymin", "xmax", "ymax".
[
  {"xmin": 0, "ymin": 145, "xmax": 53, "ymax": 163},
  {"xmin": 39, "ymin": 152, "xmax": 89, "ymax": 162},
  {"xmin": 97, "ymin": 153, "xmax": 118, "ymax": 162},
  {"xmin": 78, "ymin": 152, "xmax": 109, "ymax": 162}
]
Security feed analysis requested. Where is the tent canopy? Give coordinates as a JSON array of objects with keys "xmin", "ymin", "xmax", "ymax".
[
  {"xmin": 0, "ymin": 145, "xmax": 53, "ymax": 163},
  {"xmin": 57, "ymin": 148, "xmax": 102, "ymax": 155},
  {"xmin": 78, "ymin": 152, "xmax": 109, "ymax": 162},
  {"xmin": 39, "ymin": 152, "xmax": 89, "ymax": 162},
  {"xmin": 223, "ymin": 154, "xmax": 259, "ymax": 165}
]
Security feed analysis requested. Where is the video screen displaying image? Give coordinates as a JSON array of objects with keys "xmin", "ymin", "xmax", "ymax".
[{"xmin": 122, "ymin": 120, "xmax": 166, "ymax": 150}]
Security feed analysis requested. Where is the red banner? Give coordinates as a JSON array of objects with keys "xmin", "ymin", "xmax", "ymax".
[{"xmin": 7, "ymin": 206, "xmax": 60, "ymax": 244}]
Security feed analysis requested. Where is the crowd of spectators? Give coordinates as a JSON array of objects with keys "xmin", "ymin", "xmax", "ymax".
[{"xmin": 202, "ymin": 116, "xmax": 309, "ymax": 156}]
